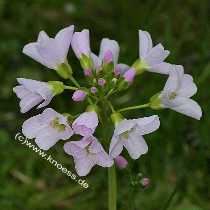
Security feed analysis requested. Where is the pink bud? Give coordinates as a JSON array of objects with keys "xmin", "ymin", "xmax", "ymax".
[
  {"xmin": 114, "ymin": 155, "xmax": 128, "ymax": 169},
  {"xmin": 103, "ymin": 50, "xmax": 113, "ymax": 63},
  {"xmin": 123, "ymin": 68, "xmax": 136, "ymax": 84},
  {"xmin": 98, "ymin": 78, "xmax": 106, "ymax": 87},
  {"xmin": 84, "ymin": 68, "xmax": 92, "ymax": 77},
  {"xmin": 140, "ymin": 178, "xmax": 150, "ymax": 188},
  {"xmin": 72, "ymin": 90, "xmax": 87, "ymax": 102},
  {"xmin": 90, "ymin": 86, "xmax": 97, "ymax": 94}
]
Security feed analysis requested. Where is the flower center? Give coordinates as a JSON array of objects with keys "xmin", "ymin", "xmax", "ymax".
[
  {"xmin": 169, "ymin": 91, "xmax": 177, "ymax": 100},
  {"xmin": 50, "ymin": 117, "xmax": 66, "ymax": 132}
]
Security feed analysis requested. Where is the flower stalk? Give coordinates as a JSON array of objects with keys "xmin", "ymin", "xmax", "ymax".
[
  {"xmin": 117, "ymin": 103, "xmax": 150, "ymax": 113},
  {"xmin": 108, "ymin": 166, "xmax": 117, "ymax": 210}
]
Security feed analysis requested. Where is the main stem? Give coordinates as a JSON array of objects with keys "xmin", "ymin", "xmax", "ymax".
[{"xmin": 108, "ymin": 166, "xmax": 117, "ymax": 210}]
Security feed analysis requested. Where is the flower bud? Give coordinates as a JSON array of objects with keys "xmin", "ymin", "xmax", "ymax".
[
  {"xmin": 115, "ymin": 155, "xmax": 128, "ymax": 169},
  {"xmin": 123, "ymin": 68, "xmax": 136, "ymax": 84},
  {"xmin": 84, "ymin": 68, "xmax": 92, "ymax": 77},
  {"xmin": 90, "ymin": 86, "xmax": 97, "ymax": 94},
  {"xmin": 114, "ymin": 65, "xmax": 121, "ymax": 76},
  {"xmin": 72, "ymin": 90, "xmax": 87, "ymax": 102},
  {"xmin": 98, "ymin": 78, "xmax": 106, "ymax": 87},
  {"xmin": 140, "ymin": 177, "xmax": 150, "ymax": 188}
]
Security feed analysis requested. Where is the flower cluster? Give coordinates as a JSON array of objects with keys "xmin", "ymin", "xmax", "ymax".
[{"xmin": 13, "ymin": 25, "xmax": 202, "ymax": 176}]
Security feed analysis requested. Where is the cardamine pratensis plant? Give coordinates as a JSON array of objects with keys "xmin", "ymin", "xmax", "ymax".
[{"xmin": 13, "ymin": 25, "xmax": 202, "ymax": 210}]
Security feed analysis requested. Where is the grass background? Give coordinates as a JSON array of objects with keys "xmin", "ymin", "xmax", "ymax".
[{"xmin": 0, "ymin": 0, "xmax": 210, "ymax": 209}]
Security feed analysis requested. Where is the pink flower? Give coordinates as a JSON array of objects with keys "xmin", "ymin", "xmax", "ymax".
[
  {"xmin": 72, "ymin": 90, "xmax": 87, "ymax": 102},
  {"xmin": 64, "ymin": 136, "xmax": 113, "ymax": 176},
  {"xmin": 123, "ymin": 68, "xmax": 136, "ymax": 84},
  {"xmin": 98, "ymin": 78, "xmax": 106, "ymax": 87}
]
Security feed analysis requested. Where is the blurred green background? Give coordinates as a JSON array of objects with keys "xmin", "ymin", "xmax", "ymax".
[{"xmin": 0, "ymin": 0, "xmax": 210, "ymax": 209}]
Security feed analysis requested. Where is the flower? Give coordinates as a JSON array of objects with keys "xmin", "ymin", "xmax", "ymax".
[
  {"xmin": 72, "ymin": 111, "xmax": 99, "ymax": 136},
  {"xmin": 114, "ymin": 64, "xmax": 130, "ymax": 77},
  {"xmin": 71, "ymin": 29, "xmax": 91, "ymax": 59},
  {"xmin": 135, "ymin": 30, "xmax": 171, "ymax": 74},
  {"xmin": 13, "ymin": 78, "xmax": 61, "ymax": 113},
  {"xmin": 140, "ymin": 177, "xmax": 150, "ymax": 188},
  {"xmin": 23, "ymin": 25, "xmax": 74, "ymax": 70},
  {"xmin": 64, "ymin": 136, "xmax": 113, "ymax": 176},
  {"xmin": 22, "ymin": 108, "xmax": 74, "ymax": 150},
  {"xmin": 114, "ymin": 155, "xmax": 128, "ymax": 169},
  {"xmin": 72, "ymin": 90, "xmax": 87, "ymax": 102},
  {"xmin": 109, "ymin": 115, "xmax": 160, "ymax": 159},
  {"xmin": 151, "ymin": 65, "xmax": 202, "ymax": 120},
  {"xmin": 98, "ymin": 78, "xmax": 106, "ymax": 87}
]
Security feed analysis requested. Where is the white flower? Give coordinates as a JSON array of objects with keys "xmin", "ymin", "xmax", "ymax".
[
  {"xmin": 22, "ymin": 108, "xmax": 74, "ymax": 150},
  {"xmin": 158, "ymin": 65, "xmax": 202, "ymax": 120},
  {"xmin": 64, "ymin": 135, "xmax": 113, "ymax": 176},
  {"xmin": 23, "ymin": 25, "xmax": 74, "ymax": 70},
  {"xmin": 138, "ymin": 30, "xmax": 171, "ymax": 74},
  {"xmin": 109, "ymin": 115, "xmax": 160, "ymax": 159},
  {"xmin": 13, "ymin": 78, "xmax": 54, "ymax": 113}
]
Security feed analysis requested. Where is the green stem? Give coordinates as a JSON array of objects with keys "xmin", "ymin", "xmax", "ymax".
[
  {"xmin": 117, "ymin": 103, "xmax": 150, "ymax": 113},
  {"xmin": 108, "ymin": 166, "xmax": 117, "ymax": 210},
  {"xmin": 69, "ymin": 75, "xmax": 80, "ymax": 88},
  {"xmin": 64, "ymin": 86, "xmax": 78, "ymax": 91}
]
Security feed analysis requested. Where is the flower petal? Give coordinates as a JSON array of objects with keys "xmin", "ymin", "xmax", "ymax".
[
  {"xmin": 139, "ymin": 30, "xmax": 153, "ymax": 58},
  {"xmin": 72, "ymin": 112, "xmax": 98, "ymax": 136},
  {"xmin": 123, "ymin": 133, "xmax": 148, "ymax": 160},
  {"xmin": 109, "ymin": 135, "xmax": 124, "ymax": 158},
  {"xmin": 149, "ymin": 62, "xmax": 172, "ymax": 74},
  {"xmin": 13, "ymin": 85, "xmax": 31, "ymax": 99},
  {"xmin": 171, "ymin": 97, "xmax": 202, "ymax": 120},
  {"xmin": 178, "ymin": 74, "xmax": 197, "ymax": 98},
  {"xmin": 55, "ymin": 25, "xmax": 74, "ymax": 59},
  {"xmin": 135, "ymin": 115, "xmax": 160, "ymax": 135},
  {"xmin": 71, "ymin": 29, "xmax": 90, "ymax": 58},
  {"xmin": 144, "ymin": 43, "xmax": 169, "ymax": 66},
  {"xmin": 90, "ymin": 53, "xmax": 102, "ymax": 71},
  {"xmin": 163, "ymin": 65, "xmax": 184, "ymax": 93}
]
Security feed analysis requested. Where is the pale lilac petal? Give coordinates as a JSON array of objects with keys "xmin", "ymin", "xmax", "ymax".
[
  {"xmin": 149, "ymin": 62, "xmax": 172, "ymax": 74},
  {"xmin": 115, "ymin": 64, "xmax": 130, "ymax": 75},
  {"xmin": 35, "ymin": 127, "xmax": 60, "ymax": 150},
  {"xmin": 17, "ymin": 78, "xmax": 53, "ymax": 101},
  {"xmin": 20, "ymin": 93, "xmax": 43, "ymax": 113},
  {"xmin": 109, "ymin": 135, "xmax": 124, "ymax": 158},
  {"xmin": 171, "ymin": 97, "xmax": 202, "ymax": 120},
  {"xmin": 71, "ymin": 29, "xmax": 90, "ymax": 58},
  {"xmin": 96, "ymin": 152, "xmax": 113, "ymax": 167},
  {"xmin": 144, "ymin": 44, "xmax": 169, "ymax": 66},
  {"xmin": 23, "ymin": 43, "xmax": 47, "ymax": 67},
  {"xmin": 64, "ymin": 141, "xmax": 87, "ymax": 158},
  {"xmin": 114, "ymin": 119, "xmax": 136, "ymax": 136},
  {"xmin": 99, "ymin": 38, "xmax": 119, "ymax": 66},
  {"xmin": 163, "ymin": 65, "xmax": 184, "ymax": 93},
  {"xmin": 22, "ymin": 114, "xmax": 47, "ymax": 139},
  {"xmin": 37, "ymin": 38, "xmax": 65, "ymax": 69},
  {"xmin": 91, "ymin": 53, "xmax": 102, "ymax": 71},
  {"xmin": 37, "ymin": 95, "xmax": 53, "ymax": 108},
  {"xmin": 55, "ymin": 25, "xmax": 74, "ymax": 59},
  {"xmin": 13, "ymin": 86, "xmax": 31, "ymax": 99},
  {"xmin": 135, "ymin": 115, "xmax": 160, "ymax": 135},
  {"xmin": 123, "ymin": 134, "xmax": 148, "ymax": 160},
  {"xmin": 74, "ymin": 156, "xmax": 95, "ymax": 176},
  {"xmin": 139, "ymin": 30, "xmax": 153, "ymax": 58},
  {"xmin": 178, "ymin": 74, "xmax": 197, "ymax": 98},
  {"xmin": 37, "ymin": 31, "xmax": 49, "ymax": 42},
  {"xmin": 72, "ymin": 112, "xmax": 98, "ymax": 136}
]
